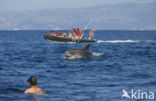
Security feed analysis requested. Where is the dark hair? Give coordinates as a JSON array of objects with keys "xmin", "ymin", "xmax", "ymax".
[{"xmin": 27, "ymin": 76, "xmax": 37, "ymax": 86}]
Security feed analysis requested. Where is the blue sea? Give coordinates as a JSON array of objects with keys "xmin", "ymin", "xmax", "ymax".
[{"xmin": 0, "ymin": 30, "xmax": 156, "ymax": 101}]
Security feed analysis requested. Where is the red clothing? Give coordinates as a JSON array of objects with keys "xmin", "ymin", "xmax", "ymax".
[
  {"xmin": 76, "ymin": 30, "xmax": 80, "ymax": 37},
  {"xmin": 56, "ymin": 33, "xmax": 58, "ymax": 37},
  {"xmin": 51, "ymin": 32, "xmax": 54, "ymax": 35}
]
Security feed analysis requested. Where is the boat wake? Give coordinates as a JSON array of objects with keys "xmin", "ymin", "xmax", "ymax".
[
  {"xmin": 97, "ymin": 40, "xmax": 156, "ymax": 43},
  {"xmin": 48, "ymin": 39, "xmax": 156, "ymax": 44}
]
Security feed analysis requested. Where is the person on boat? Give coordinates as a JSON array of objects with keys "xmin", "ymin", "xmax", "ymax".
[
  {"xmin": 76, "ymin": 28, "xmax": 80, "ymax": 37},
  {"xmin": 68, "ymin": 31, "xmax": 74, "ymax": 41},
  {"xmin": 75, "ymin": 28, "xmax": 81, "ymax": 41},
  {"xmin": 50, "ymin": 30, "xmax": 58, "ymax": 37},
  {"xmin": 59, "ymin": 31, "xmax": 62, "ymax": 36},
  {"xmin": 62, "ymin": 31, "xmax": 67, "ymax": 37},
  {"xmin": 24, "ymin": 76, "xmax": 45, "ymax": 95},
  {"xmin": 60, "ymin": 31, "xmax": 67, "ymax": 37},
  {"xmin": 71, "ymin": 28, "xmax": 77, "ymax": 41},
  {"xmin": 72, "ymin": 28, "xmax": 76, "ymax": 35},
  {"xmin": 51, "ymin": 30, "xmax": 55, "ymax": 35},
  {"xmin": 89, "ymin": 29, "xmax": 96, "ymax": 39},
  {"xmin": 55, "ymin": 32, "xmax": 59, "ymax": 37},
  {"xmin": 68, "ymin": 31, "xmax": 72, "ymax": 37}
]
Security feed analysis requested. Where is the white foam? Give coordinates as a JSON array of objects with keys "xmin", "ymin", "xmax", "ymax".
[
  {"xmin": 97, "ymin": 40, "xmax": 105, "ymax": 43},
  {"xmin": 104, "ymin": 40, "xmax": 140, "ymax": 43},
  {"xmin": 92, "ymin": 52, "xmax": 104, "ymax": 57},
  {"xmin": 97, "ymin": 40, "xmax": 156, "ymax": 43},
  {"xmin": 47, "ymin": 39, "xmax": 156, "ymax": 44},
  {"xmin": 63, "ymin": 52, "xmax": 104, "ymax": 60},
  {"xmin": 63, "ymin": 55, "xmax": 83, "ymax": 60}
]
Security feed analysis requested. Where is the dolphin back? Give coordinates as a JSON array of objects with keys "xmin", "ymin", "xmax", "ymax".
[{"xmin": 82, "ymin": 44, "xmax": 91, "ymax": 51}]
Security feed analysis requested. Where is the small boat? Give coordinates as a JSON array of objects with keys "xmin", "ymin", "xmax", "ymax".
[{"xmin": 44, "ymin": 34, "xmax": 97, "ymax": 43}]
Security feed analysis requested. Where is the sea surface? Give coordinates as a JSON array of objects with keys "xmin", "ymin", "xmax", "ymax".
[{"xmin": 0, "ymin": 30, "xmax": 156, "ymax": 101}]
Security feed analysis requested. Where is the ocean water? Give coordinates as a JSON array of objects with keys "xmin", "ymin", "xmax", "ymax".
[{"xmin": 0, "ymin": 30, "xmax": 156, "ymax": 101}]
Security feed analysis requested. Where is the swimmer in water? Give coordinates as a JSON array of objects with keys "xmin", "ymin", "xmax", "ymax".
[{"xmin": 24, "ymin": 76, "xmax": 45, "ymax": 95}]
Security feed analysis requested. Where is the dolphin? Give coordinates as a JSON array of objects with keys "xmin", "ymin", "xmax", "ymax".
[{"xmin": 64, "ymin": 44, "xmax": 103, "ymax": 59}]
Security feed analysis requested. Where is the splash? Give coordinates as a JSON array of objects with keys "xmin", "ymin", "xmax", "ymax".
[
  {"xmin": 63, "ymin": 55, "xmax": 83, "ymax": 60},
  {"xmin": 92, "ymin": 52, "xmax": 104, "ymax": 57}
]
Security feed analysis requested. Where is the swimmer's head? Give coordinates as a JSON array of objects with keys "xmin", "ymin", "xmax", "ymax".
[{"xmin": 27, "ymin": 76, "xmax": 37, "ymax": 86}]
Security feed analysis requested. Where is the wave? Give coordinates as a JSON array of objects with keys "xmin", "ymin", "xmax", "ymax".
[
  {"xmin": 97, "ymin": 40, "xmax": 156, "ymax": 43},
  {"xmin": 0, "ymin": 87, "xmax": 23, "ymax": 94},
  {"xmin": 48, "ymin": 39, "xmax": 156, "ymax": 44}
]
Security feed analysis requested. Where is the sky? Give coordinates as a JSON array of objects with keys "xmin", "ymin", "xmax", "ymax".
[{"xmin": 0, "ymin": 0, "xmax": 155, "ymax": 12}]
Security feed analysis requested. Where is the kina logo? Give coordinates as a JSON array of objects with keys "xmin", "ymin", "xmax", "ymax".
[{"xmin": 121, "ymin": 89, "xmax": 154, "ymax": 100}]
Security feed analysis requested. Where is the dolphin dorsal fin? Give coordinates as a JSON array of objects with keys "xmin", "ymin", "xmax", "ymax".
[{"xmin": 83, "ymin": 44, "xmax": 91, "ymax": 50}]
